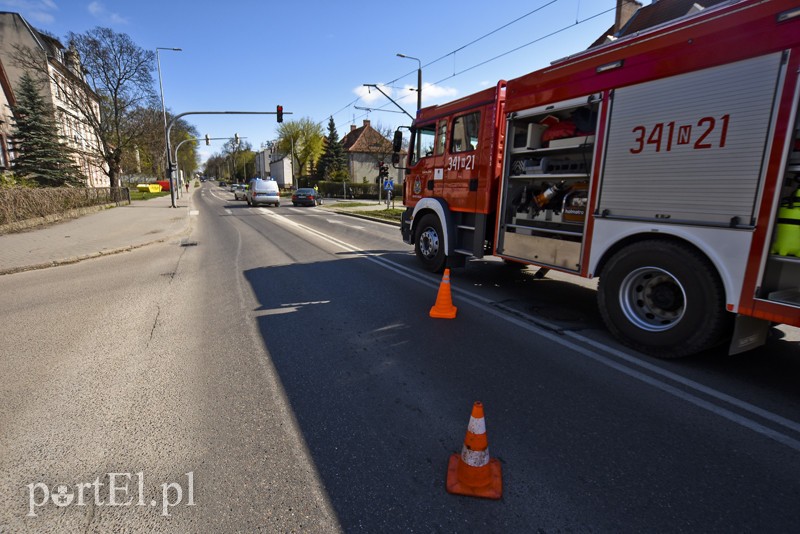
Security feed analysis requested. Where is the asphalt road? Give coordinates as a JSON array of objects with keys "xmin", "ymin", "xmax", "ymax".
[{"xmin": 1, "ymin": 182, "xmax": 798, "ymax": 532}]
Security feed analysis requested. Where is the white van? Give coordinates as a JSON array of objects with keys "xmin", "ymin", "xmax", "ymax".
[{"xmin": 246, "ymin": 178, "xmax": 280, "ymax": 207}]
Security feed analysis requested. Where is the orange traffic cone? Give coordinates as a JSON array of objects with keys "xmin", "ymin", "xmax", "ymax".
[
  {"xmin": 446, "ymin": 401, "xmax": 502, "ymax": 499},
  {"xmin": 430, "ymin": 268, "xmax": 457, "ymax": 319}
]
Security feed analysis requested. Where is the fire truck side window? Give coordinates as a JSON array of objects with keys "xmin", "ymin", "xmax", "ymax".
[
  {"xmin": 435, "ymin": 119, "xmax": 447, "ymax": 156},
  {"xmin": 450, "ymin": 111, "xmax": 480, "ymax": 153},
  {"xmin": 412, "ymin": 123, "xmax": 437, "ymax": 163}
]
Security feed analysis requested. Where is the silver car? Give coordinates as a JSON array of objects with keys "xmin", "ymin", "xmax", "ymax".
[{"xmin": 233, "ymin": 184, "xmax": 248, "ymax": 200}]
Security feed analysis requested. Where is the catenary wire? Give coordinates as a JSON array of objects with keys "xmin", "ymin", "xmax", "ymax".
[{"xmin": 332, "ymin": 3, "xmax": 615, "ymax": 126}]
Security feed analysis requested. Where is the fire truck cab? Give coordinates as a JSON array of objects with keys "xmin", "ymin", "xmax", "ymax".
[
  {"xmin": 400, "ymin": 82, "xmax": 507, "ymax": 272},
  {"xmin": 399, "ymin": 0, "xmax": 800, "ymax": 357}
]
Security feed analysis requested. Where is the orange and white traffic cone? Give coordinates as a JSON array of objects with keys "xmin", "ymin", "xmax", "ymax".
[
  {"xmin": 430, "ymin": 268, "xmax": 457, "ymax": 319},
  {"xmin": 446, "ymin": 401, "xmax": 502, "ymax": 499}
]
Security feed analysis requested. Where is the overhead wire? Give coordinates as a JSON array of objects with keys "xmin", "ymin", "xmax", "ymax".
[
  {"xmin": 331, "ymin": 1, "xmax": 616, "ymax": 126},
  {"xmin": 431, "ymin": 5, "xmax": 615, "ymax": 86},
  {"xmin": 331, "ymin": 0, "xmax": 564, "ymax": 123}
]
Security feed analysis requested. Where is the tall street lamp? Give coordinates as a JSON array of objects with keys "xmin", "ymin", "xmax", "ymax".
[
  {"xmin": 396, "ymin": 53, "xmax": 422, "ymax": 113},
  {"xmin": 156, "ymin": 46, "xmax": 182, "ymax": 207}
]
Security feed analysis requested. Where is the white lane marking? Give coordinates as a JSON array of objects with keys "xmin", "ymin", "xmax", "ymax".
[
  {"xmin": 190, "ymin": 210, "xmax": 199, "ymax": 216},
  {"xmin": 225, "ymin": 209, "xmax": 232, "ymax": 215},
  {"xmin": 325, "ymin": 219, "xmax": 365, "ymax": 230},
  {"xmin": 256, "ymin": 209, "xmax": 800, "ymax": 452},
  {"xmin": 565, "ymin": 333, "xmax": 800, "ymax": 435}
]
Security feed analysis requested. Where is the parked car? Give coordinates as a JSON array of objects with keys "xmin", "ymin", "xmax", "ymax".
[
  {"xmin": 233, "ymin": 184, "xmax": 248, "ymax": 200},
  {"xmin": 292, "ymin": 188, "xmax": 322, "ymax": 207},
  {"xmin": 246, "ymin": 178, "xmax": 281, "ymax": 207}
]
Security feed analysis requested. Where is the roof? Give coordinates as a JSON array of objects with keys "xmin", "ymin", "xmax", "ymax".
[
  {"xmin": 590, "ymin": 0, "xmax": 732, "ymax": 48},
  {"xmin": 341, "ymin": 120, "xmax": 393, "ymax": 154},
  {"xmin": 623, "ymin": 0, "xmax": 730, "ymax": 34}
]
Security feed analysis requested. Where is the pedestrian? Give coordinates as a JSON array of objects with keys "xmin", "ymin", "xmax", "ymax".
[{"xmin": 185, "ymin": 182, "xmax": 190, "ymax": 192}]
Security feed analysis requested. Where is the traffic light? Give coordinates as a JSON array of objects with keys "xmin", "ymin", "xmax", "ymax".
[
  {"xmin": 234, "ymin": 133, "xmax": 239, "ymax": 145},
  {"xmin": 205, "ymin": 134, "xmax": 210, "ymax": 146},
  {"xmin": 276, "ymin": 105, "xmax": 283, "ymax": 123}
]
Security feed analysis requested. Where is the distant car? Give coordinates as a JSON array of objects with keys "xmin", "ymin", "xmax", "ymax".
[
  {"xmin": 219, "ymin": 181, "xmax": 226, "ymax": 187},
  {"xmin": 292, "ymin": 188, "xmax": 322, "ymax": 207},
  {"xmin": 229, "ymin": 183, "xmax": 239, "ymax": 192},
  {"xmin": 246, "ymin": 178, "xmax": 281, "ymax": 207},
  {"xmin": 233, "ymin": 184, "xmax": 248, "ymax": 200}
]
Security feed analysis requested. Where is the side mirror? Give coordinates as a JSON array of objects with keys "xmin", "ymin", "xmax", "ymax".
[
  {"xmin": 391, "ymin": 152, "xmax": 400, "ymax": 165},
  {"xmin": 392, "ymin": 130, "xmax": 403, "ymax": 153}
]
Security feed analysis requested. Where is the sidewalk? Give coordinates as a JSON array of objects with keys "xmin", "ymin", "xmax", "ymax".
[{"xmin": 0, "ymin": 190, "xmax": 194, "ymax": 275}]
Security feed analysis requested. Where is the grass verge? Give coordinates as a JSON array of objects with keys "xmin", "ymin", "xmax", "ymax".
[{"xmin": 129, "ymin": 190, "xmax": 171, "ymax": 201}]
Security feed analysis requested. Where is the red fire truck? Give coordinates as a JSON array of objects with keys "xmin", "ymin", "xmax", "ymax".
[{"xmin": 395, "ymin": 0, "xmax": 800, "ymax": 357}]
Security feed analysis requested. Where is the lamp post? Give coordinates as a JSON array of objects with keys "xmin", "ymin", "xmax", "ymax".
[
  {"xmin": 396, "ymin": 53, "xmax": 422, "ymax": 112},
  {"xmin": 156, "ymin": 46, "xmax": 182, "ymax": 207},
  {"xmin": 289, "ymin": 134, "xmax": 296, "ymax": 189}
]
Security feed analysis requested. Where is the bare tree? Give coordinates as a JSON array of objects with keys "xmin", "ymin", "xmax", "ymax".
[{"xmin": 67, "ymin": 28, "xmax": 158, "ymax": 186}]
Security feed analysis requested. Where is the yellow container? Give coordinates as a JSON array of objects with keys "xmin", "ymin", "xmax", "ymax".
[
  {"xmin": 771, "ymin": 190, "xmax": 800, "ymax": 257},
  {"xmin": 137, "ymin": 183, "xmax": 162, "ymax": 193}
]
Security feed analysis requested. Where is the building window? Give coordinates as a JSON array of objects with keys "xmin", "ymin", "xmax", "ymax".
[{"xmin": 0, "ymin": 134, "xmax": 7, "ymax": 169}]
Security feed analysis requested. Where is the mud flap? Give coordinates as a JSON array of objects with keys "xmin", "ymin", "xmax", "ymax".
[
  {"xmin": 401, "ymin": 209, "xmax": 413, "ymax": 244},
  {"xmin": 728, "ymin": 315, "xmax": 770, "ymax": 355}
]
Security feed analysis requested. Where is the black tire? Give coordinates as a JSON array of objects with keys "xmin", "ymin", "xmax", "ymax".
[
  {"xmin": 414, "ymin": 214, "xmax": 446, "ymax": 273},
  {"xmin": 597, "ymin": 240, "xmax": 731, "ymax": 358}
]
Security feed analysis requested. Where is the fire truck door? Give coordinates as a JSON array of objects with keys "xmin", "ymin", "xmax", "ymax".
[
  {"xmin": 430, "ymin": 119, "xmax": 448, "ymax": 198},
  {"xmin": 444, "ymin": 110, "xmax": 482, "ymax": 212},
  {"xmin": 406, "ymin": 121, "xmax": 442, "ymax": 202}
]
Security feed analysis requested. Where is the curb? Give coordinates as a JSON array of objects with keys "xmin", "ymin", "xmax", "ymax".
[
  {"xmin": 0, "ymin": 228, "xmax": 192, "ymax": 276},
  {"xmin": 322, "ymin": 205, "xmax": 402, "ymax": 227},
  {"xmin": 328, "ymin": 209, "xmax": 401, "ymax": 227}
]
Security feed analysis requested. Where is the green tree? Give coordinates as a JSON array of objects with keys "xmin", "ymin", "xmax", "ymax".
[
  {"xmin": 10, "ymin": 72, "xmax": 85, "ymax": 187},
  {"xmin": 316, "ymin": 116, "xmax": 349, "ymax": 181},
  {"xmin": 215, "ymin": 138, "xmax": 254, "ymax": 183},
  {"xmin": 275, "ymin": 118, "xmax": 324, "ymax": 186},
  {"xmin": 121, "ymin": 107, "xmax": 197, "ymax": 179},
  {"xmin": 203, "ymin": 153, "xmax": 230, "ymax": 182}
]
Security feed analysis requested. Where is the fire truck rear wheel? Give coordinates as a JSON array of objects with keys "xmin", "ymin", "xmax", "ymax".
[
  {"xmin": 597, "ymin": 240, "xmax": 731, "ymax": 358},
  {"xmin": 414, "ymin": 214, "xmax": 446, "ymax": 273}
]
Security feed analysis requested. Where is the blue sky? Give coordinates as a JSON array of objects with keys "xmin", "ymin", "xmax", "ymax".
[{"xmin": 2, "ymin": 0, "xmax": 622, "ymax": 165}]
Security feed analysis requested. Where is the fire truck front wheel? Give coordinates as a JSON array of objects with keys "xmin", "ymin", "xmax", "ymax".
[
  {"xmin": 414, "ymin": 214, "xmax": 446, "ymax": 273},
  {"xmin": 597, "ymin": 240, "xmax": 730, "ymax": 358}
]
